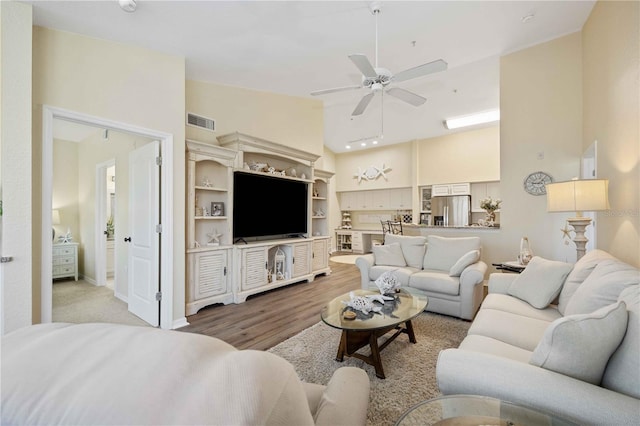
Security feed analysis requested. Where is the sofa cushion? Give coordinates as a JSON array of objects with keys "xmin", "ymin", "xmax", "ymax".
[
  {"xmin": 481, "ymin": 294, "xmax": 563, "ymax": 323},
  {"xmin": 372, "ymin": 243, "xmax": 406, "ymax": 267},
  {"xmin": 383, "ymin": 234, "xmax": 427, "ymax": 269},
  {"xmin": 530, "ymin": 301, "xmax": 628, "ymax": 385},
  {"xmin": 449, "ymin": 250, "xmax": 480, "ymax": 277},
  {"xmin": 602, "ymin": 286, "xmax": 640, "ymax": 398},
  {"xmin": 458, "ymin": 334, "xmax": 533, "ymax": 364},
  {"xmin": 468, "ymin": 308, "xmax": 551, "ymax": 351},
  {"xmin": 564, "ymin": 259, "xmax": 639, "ymax": 315},
  {"xmin": 409, "ymin": 271, "xmax": 460, "ymax": 296},
  {"xmin": 423, "ymin": 236, "xmax": 481, "ymax": 272},
  {"xmin": 507, "ymin": 257, "xmax": 573, "ymax": 309},
  {"xmin": 369, "ymin": 266, "xmax": 417, "ymax": 286},
  {"xmin": 558, "ymin": 249, "xmax": 615, "ymax": 315}
]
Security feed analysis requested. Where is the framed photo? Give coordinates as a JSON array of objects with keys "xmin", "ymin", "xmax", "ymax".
[{"xmin": 211, "ymin": 202, "xmax": 224, "ymax": 217}]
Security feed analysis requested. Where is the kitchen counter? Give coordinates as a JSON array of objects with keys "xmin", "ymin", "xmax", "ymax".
[{"xmin": 404, "ymin": 223, "xmax": 500, "ymax": 230}]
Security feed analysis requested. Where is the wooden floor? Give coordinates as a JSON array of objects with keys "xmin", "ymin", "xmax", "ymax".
[{"xmin": 179, "ymin": 256, "xmax": 361, "ymax": 351}]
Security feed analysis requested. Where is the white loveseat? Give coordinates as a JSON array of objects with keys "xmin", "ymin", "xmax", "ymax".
[
  {"xmin": 436, "ymin": 250, "xmax": 640, "ymax": 425},
  {"xmin": 356, "ymin": 234, "xmax": 487, "ymax": 320},
  {"xmin": 1, "ymin": 322, "xmax": 370, "ymax": 426}
]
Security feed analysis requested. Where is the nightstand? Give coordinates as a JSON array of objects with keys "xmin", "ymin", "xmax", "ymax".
[{"xmin": 53, "ymin": 242, "xmax": 79, "ymax": 281}]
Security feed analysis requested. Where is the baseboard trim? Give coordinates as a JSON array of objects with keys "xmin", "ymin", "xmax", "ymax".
[{"xmin": 172, "ymin": 317, "xmax": 190, "ymax": 329}]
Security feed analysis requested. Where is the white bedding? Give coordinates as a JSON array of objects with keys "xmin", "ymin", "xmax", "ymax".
[{"xmin": 1, "ymin": 323, "xmax": 316, "ymax": 425}]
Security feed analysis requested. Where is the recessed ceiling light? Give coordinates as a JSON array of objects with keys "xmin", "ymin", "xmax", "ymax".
[
  {"xmin": 345, "ymin": 145, "xmax": 351, "ymax": 149},
  {"xmin": 443, "ymin": 109, "xmax": 500, "ymax": 130},
  {"xmin": 119, "ymin": 0, "xmax": 137, "ymax": 13},
  {"xmin": 361, "ymin": 142, "xmax": 367, "ymax": 147},
  {"xmin": 372, "ymin": 140, "xmax": 378, "ymax": 145}
]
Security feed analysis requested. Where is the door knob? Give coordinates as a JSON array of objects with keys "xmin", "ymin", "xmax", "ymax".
[{"xmin": 124, "ymin": 237, "xmax": 131, "ymax": 242}]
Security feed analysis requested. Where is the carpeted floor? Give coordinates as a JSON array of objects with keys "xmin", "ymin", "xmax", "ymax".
[
  {"xmin": 53, "ymin": 279, "xmax": 149, "ymax": 327},
  {"xmin": 268, "ymin": 312, "xmax": 470, "ymax": 426}
]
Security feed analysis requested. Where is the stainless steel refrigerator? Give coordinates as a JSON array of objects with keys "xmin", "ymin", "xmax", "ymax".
[{"xmin": 431, "ymin": 195, "xmax": 471, "ymax": 227}]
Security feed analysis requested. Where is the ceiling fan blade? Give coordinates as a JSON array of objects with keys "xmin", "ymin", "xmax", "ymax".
[
  {"xmin": 351, "ymin": 92, "xmax": 375, "ymax": 116},
  {"xmin": 310, "ymin": 85, "xmax": 362, "ymax": 96},
  {"xmin": 394, "ymin": 59, "xmax": 448, "ymax": 83},
  {"xmin": 387, "ymin": 88, "xmax": 426, "ymax": 106},
  {"xmin": 349, "ymin": 54, "xmax": 377, "ymax": 78}
]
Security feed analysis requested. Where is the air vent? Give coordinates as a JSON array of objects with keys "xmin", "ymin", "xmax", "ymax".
[{"xmin": 186, "ymin": 112, "xmax": 215, "ymax": 132}]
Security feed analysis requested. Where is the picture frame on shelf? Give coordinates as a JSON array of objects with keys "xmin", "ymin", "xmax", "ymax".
[{"xmin": 211, "ymin": 202, "xmax": 224, "ymax": 216}]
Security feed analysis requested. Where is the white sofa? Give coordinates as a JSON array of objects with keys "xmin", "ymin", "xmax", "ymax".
[
  {"xmin": 356, "ymin": 234, "xmax": 487, "ymax": 320},
  {"xmin": 436, "ymin": 250, "xmax": 640, "ymax": 425},
  {"xmin": 1, "ymin": 322, "xmax": 370, "ymax": 426}
]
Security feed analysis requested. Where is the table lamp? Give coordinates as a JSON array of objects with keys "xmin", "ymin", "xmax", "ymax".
[
  {"xmin": 546, "ymin": 179, "xmax": 610, "ymax": 260},
  {"xmin": 52, "ymin": 209, "xmax": 61, "ymax": 241}
]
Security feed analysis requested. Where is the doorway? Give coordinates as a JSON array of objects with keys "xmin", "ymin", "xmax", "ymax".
[{"xmin": 42, "ymin": 106, "xmax": 176, "ymax": 329}]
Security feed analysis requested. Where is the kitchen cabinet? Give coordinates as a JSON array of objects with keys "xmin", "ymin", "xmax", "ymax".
[
  {"xmin": 389, "ymin": 187, "xmax": 412, "ymax": 209},
  {"xmin": 471, "ymin": 181, "xmax": 501, "ymax": 212},
  {"xmin": 339, "ymin": 188, "xmax": 413, "ymax": 211},
  {"xmin": 432, "ymin": 183, "xmax": 471, "ymax": 196}
]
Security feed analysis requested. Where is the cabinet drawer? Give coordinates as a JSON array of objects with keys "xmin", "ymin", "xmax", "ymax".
[
  {"xmin": 53, "ymin": 265, "xmax": 75, "ymax": 275},
  {"xmin": 53, "ymin": 256, "xmax": 75, "ymax": 266},
  {"xmin": 53, "ymin": 246, "xmax": 75, "ymax": 257}
]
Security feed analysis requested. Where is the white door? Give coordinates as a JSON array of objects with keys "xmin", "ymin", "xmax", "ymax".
[{"xmin": 127, "ymin": 141, "xmax": 160, "ymax": 326}]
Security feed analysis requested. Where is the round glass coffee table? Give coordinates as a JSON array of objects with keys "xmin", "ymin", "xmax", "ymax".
[
  {"xmin": 321, "ymin": 289, "xmax": 428, "ymax": 379},
  {"xmin": 395, "ymin": 395, "xmax": 578, "ymax": 425}
]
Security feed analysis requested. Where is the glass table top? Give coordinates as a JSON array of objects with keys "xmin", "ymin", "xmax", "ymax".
[
  {"xmin": 395, "ymin": 395, "xmax": 578, "ymax": 426},
  {"xmin": 321, "ymin": 289, "xmax": 428, "ymax": 332}
]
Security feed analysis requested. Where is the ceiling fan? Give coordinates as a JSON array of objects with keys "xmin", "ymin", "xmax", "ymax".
[{"xmin": 311, "ymin": 3, "xmax": 448, "ymax": 117}]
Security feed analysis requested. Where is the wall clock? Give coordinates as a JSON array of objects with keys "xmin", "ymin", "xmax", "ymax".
[{"xmin": 524, "ymin": 171, "xmax": 553, "ymax": 196}]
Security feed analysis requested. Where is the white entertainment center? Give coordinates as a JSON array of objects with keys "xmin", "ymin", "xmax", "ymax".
[{"xmin": 186, "ymin": 133, "xmax": 333, "ymax": 315}]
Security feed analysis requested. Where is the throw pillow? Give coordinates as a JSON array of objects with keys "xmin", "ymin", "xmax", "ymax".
[
  {"xmin": 507, "ymin": 256, "xmax": 573, "ymax": 309},
  {"xmin": 449, "ymin": 250, "xmax": 480, "ymax": 277},
  {"xmin": 372, "ymin": 243, "xmax": 406, "ymax": 267},
  {"xmin": 564, "ymin": 259, "xmax": 639, "ymax": 315},
  {"xmin": 422, "ymin": 236, "xmax": 480, "ymax": 272},
  {"xmin": 383, "ymin": 234, "xmax": 427, "ymax": 269},
  {"xmin": 530, "ymin": 301, "xmax": 628, "ymax": 385},
  {"xmin": 558, "ymin": 249, "xmax": 615, "ymax": 315}
]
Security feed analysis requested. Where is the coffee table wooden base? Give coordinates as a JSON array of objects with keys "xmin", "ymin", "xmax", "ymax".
[{"xmin": 335, "ymin": 320, "xmax": 417, "ymax": 379}]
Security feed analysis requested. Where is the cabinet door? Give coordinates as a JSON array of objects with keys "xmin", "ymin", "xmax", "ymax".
[
  {"xmin": 470, "ymin": 183, "xmax": 486, "ymax": 212},
  {"xmin": 398, "ymin": 188, "xmax": 412, "ymax": 209},
  {"xmin": 241, "ymin": 247, "xmax": 268, "ymax": 290},
  {"xmin": 486, "ymin": 181, "xmax": 501, "ymax": 201},
  {"xmin": 372, "ymin": 190, "xmax": 389, "ymax": 209},
  {"xmin": 312, "ymin": 238, "xmax": 328, "ymax": 272},
  {"xmin": 194, "ymin": 250, "xmax": 229, "ymax": 299},
  {"xmin": 340, "ymin": 192, "xmax": 354, "ymax": 210},
  {"xmin": 450, "ymin": 183, "xmax": 471, "ymax": 195},
  {"xmin": 432, "ymin": 184, "xmax": 451, "ymax": 196},
  {"xmin": 292, "ymin": 242, "xmax": 311, "ymax": 278},
  {"xmin": 420, "ymin": 186, "xmax": 432, "ymax": 212}
]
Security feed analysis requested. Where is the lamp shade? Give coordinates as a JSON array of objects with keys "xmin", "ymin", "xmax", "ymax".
[
  {"xmin": 52, "ymin": 209, "xmax": 61, "ymax": 225},
  {"xmin": 546, "ymin": 179, "xmax": 610, "ymax": 214}
]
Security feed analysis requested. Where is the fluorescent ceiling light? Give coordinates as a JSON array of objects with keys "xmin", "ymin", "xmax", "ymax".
[{"xmin": 444, "ymin": 109, "xmax": 500, "ymax": 130}]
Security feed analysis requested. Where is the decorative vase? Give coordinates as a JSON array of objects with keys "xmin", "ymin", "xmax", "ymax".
[
  {"xmin": 519, "ymin": 237, "xmax": 533, "ymax": 265},
  {"xmin": 484, "ymin": 210, "xmax": 496, "ymax": 226}
]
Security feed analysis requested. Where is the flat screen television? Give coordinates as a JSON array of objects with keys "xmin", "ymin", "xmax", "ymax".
[{"xmin": 233, "ymin": 171, "xmax": 308, "ymax": 241}]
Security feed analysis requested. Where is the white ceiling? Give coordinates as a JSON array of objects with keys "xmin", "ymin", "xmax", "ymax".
[{"xmin": 29, "ymin": 1, "xmax": 595, "ymax": 153}]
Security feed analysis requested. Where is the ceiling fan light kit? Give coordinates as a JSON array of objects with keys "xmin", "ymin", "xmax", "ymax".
[{"xmin": 311, "ymin": 3, "xmax": 447, "ymax": 118}]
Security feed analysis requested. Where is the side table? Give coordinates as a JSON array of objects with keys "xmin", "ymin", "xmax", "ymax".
[
  {"xmin": 492, "ymin": 261, "xmax": 526, "ymax": 273},
  {"xmin": 395, "ymin": 395, "xmax": 577, "ymax": 426}
]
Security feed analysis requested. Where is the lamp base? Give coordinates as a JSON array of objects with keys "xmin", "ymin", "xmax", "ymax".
[{"xmin": 567, "ymin": 217, "xmax": 592, "ymax": 261}]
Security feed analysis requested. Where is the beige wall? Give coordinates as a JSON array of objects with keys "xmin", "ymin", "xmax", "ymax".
[
  {"xmin": 417, "ymin": 126, "xmax": 500, "ymax": 185},
  {"xmin": 500, "ymin": 32, "xmax": 583, "ymax": 263},
  {"xmin": 32, "ymin": 27, "xmax": 186, "ymax": 324},
  {"xmin": 335, "ymin": 142, "xmax": 415, "ymax": 192},
  {"xmin": 0, "ymin": 1, "xmax": 32, "ymax": 333},
  {"xmin": 186, "ymin": 80, "xmax": 324, "ymax": 157},
  {"xmin": 52, "ymin": 140, "xmax": 80, "ymax": 247},
  {"xmin": 582, "ymin": 0, "xmax": 639, "ymax": 267}
]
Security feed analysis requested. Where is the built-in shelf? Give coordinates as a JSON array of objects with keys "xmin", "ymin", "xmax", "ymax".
[
  {"xmin": 195, "ymin": 216, "xmax": 228, "ymax": 220},
  {"xmin": 312, "ymin": 196, "xmax": 326, "ymax": 200},
  {"xmin": 194, "ymin": 185, "xmax": 228, "ymax": 192}
]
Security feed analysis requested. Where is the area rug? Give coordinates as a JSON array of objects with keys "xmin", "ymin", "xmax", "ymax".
[
  {"xmin": 329, "ymin": 254, "xmax": 361, "ymax": 264},
  {"xmin": 268, "ymin": 312, "xmax": 470, "ymax": 426}
]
